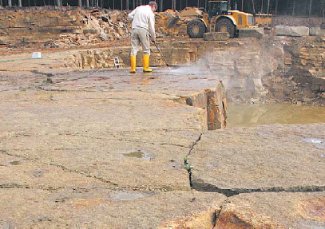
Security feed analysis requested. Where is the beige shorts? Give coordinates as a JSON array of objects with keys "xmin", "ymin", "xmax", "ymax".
[{"xmin": 131, "ymin": 27, "xmax": 151, "ymax": 56}]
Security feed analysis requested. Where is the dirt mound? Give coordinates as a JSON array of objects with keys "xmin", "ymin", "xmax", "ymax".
[
  {"xmin": 0, "ymin": 7, "xmax": 204, "ymax": 49},
  {"xmin": 0, "ymin": 8, "xmax": 131, "ymax": 49}
]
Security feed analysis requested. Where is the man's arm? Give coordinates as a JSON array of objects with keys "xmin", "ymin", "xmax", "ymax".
[
  {"xmin": 148, "ymin": 13, "xmax": 156, "ymax": 41},
  {"xmin": 128, "ymin": 8, "xmax": 136, "ymax": 21}
]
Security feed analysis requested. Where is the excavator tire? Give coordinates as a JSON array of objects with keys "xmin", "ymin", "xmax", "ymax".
[
  {"xmin": 215, "ymin": 18, "xmax": 236, "ymax": 38},
  {"xmin": 187, "ymin": 19, "xmax": 206, "ymax": 38}
]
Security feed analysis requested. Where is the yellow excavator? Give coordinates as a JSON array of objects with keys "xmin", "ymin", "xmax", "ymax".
[{"xmin": 187, "ymin": 0, "xmax": 254, "ymax": 38}]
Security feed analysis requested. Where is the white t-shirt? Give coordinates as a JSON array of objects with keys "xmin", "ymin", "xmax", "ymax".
[{"xmin": 128, "ymin": 5, "xmax": 156, "ymax": 39}]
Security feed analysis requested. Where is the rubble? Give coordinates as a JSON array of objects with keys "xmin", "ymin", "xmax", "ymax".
[
  {"xmin": 0, "ymin": 8, "xmax": 131, "ymax": 49},
  {"xmin": 155, "ymin": 7, "xmax": 207, "ymax": 38},
  {"xmin": 0, "ymin": 7, "xmax": 203, "ymax": 49},
  {"xmin": 178, "ymin": 7, "xmax": 203, "ymax": 18}
]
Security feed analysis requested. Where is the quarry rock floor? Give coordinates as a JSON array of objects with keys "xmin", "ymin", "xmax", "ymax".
[{"xmin": 0, "ymin": 66, "xmax": 325, "ymax": 228}]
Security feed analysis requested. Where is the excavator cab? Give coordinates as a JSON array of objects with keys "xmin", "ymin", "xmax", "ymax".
[{"xmin": 208, "ymin": 1, "xmax": 229, "ymax": 18}]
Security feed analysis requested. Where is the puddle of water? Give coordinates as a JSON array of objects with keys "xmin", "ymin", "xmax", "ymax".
[
  {"xmin": 303, "ymin": 138, "xmax": 325, "ymax": 150},
  {"xmin": 123, "ymin": 150, "xmax": 152, "ymax": 160},
  {"xmin": 304, "ymin": 138, "xmax": 323, "ymax": 144},
  {"xmin": 227, "ymin": 104, "xmax": 325, "ymax": 128},
  {"xmin": 296, "ymin": 221, "xmax": 325, "ymax": 229},
  {"xmin": 124, "ymin": 151, "xmax": 144, "ymax": 158},
  {"xmin": 9, "ymin": 160, "xmax": 21, "ymax": 165}
]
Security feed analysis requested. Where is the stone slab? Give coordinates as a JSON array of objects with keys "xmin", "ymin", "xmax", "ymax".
[
  {"xmin": 0, "ymin": 189, "xmax": 226, "ymax": 228},
  {"xmin": 216, "ymin": 192, "xmax": 325, "ymax": 228},
  {"xmin": 238, "ymin": 28, "xmax": 264, "ymax": 39},
  {"xmin": 0, "ymin": 153, "xmax": 110, "ymax": 190},
  {"xmin": 0, "ymin": 91, "xmax": 206, "ymax": 191},
  {"xmin": 309, "ymin": 27, "xmax": 325, "ymax": 36},
  {"xmin": 189, "ymin": 124, "xmax": 325, "ymax": 190},
  {"xmin": 275, "ymin": 25, "xmax": 310, "ymax": 37},
  {"xmin": 203, "ymin": 32, "xmax": 229, "ymax": 41}
]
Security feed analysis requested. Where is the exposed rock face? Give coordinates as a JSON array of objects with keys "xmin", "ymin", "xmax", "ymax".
[{"xmin": 263, "ymin": 36, "xmax": 325, "ymax": 105}]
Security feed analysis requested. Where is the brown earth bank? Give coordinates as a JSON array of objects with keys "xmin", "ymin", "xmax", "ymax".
[{"xmin": 0, "ymin": 7, "xmax": 325, "ymax": 229}]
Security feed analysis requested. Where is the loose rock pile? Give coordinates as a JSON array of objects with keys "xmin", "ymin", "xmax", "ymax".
[
  {"xmin": 0, "ymin": 8, "xmax": 132, "ymax": 49},
  {"xmin": 156, "ymin": 7, "xmax": 203, "ymax": 37},
  {"xmin": 50, "ymin": 9, "xmax": 132, "ymax": 48},
  {"xmin": 0, "ymin": 7, "xmax": 205, "ymax": 49}
]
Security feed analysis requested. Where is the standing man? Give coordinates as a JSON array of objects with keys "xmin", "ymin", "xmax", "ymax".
[{"xmin": 128, "ymin": 1, "xmax": 157, "ymax": 73}]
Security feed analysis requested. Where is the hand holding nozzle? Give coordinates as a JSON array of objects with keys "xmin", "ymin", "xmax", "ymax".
[{"xmin": 148, "ymin": 33, "xmax": 155, "ymax": 43}]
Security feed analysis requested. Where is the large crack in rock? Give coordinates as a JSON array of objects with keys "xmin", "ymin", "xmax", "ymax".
[
  {"xmin": 193, "ymin": 182, "xmax": 325, "ymax": 197},
  {"xmin": 184, "ymin": 133, "xmax": 202, "ymax": 188}
]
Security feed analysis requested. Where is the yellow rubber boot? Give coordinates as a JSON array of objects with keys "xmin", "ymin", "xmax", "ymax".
[
  {"xmin": 142, "ymin": 54, "xmax": 152, "ymax": 73},
  {"xmin": 130, "ymin": 55, "xmax": 136, "ymax": 73}
]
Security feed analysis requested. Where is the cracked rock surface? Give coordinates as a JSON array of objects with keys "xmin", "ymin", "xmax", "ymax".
[
  {"xmin": 0, "ymin": 70, "xmax": 224, "ymax": 227},
  {"xmin": 1, "ymin": 67, "xmax": 325, "ymax": 227}
]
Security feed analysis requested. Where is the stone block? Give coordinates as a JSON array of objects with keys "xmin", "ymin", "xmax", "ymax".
[
  {"xmin": 238, "ymin": 28, "xmax": 264, "ymax": 39},
  {"xmin": 0, "ymin": 39, "xmax": 7, "ymax": 45},
  {"xmin": 0, "ymin": 28, "xmax": 8, "ymax": 36},
  {"xmin": 83, "ymin": 28, "xmax": 98, "ymax": 34},
  {"xmin": 38, "ymin": 26, "xmax": 78, "ymax": 34},
  {"xmin": 203, "ymin": 32, "xmax": 229, "ymax": 41},
  {"xmin": 275, "ymin": 25, "xmax": 309, "ymax": 37},
  {"xmin": 309, "ymin": 27, "xmax": 325, "ymax": 36}
]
